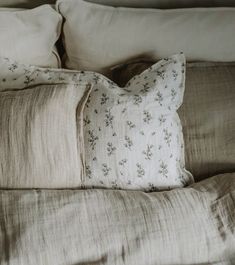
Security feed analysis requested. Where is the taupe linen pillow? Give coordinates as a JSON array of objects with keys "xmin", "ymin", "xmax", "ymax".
[
  {"xmin": 111, "ymin": 61, "xmax": 235, "ymax": 181},
  {"xmin": 0, "ymin": 57, "xmax": 91, "ymax": 188},
  {"xmin": 56, "ymin": 0, "xmax": 235, "ymax": 74}
]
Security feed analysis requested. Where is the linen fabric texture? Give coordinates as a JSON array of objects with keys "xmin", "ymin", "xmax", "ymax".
[
  {"xmin": 0, "ymin": 57, "xmax": 91, "ymax": 188},
  {"xmin": 1, "ymin": 0, "xmax": 235, "ymax": 8},
  {"xmin": 0, "ymin": 173, "xmax": 234, "ymax": 264},
  {"xmin": 0, "ymin": 54, "xmax": 193, "ymax": 190},
  {"xmin": 82, "ymin": 54, "xmax": 193, "ymax": 191},
  {"xmin": 112, "ymin": 61, "xmax": 235, "ymax": 181},
  {"xmin": 56, "ymin": 0, "xmax": 235, "ymax": 74},
  {"xmin": 0, "ymin": 5, "xmax": 62, "ymax": 67}
]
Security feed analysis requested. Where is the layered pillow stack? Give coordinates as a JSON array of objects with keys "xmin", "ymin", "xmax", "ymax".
[
  {"xmin": 1, "ymin": 2, "xmax": 235, "ymax": 264},
  {"xmin": 56, "ymin": 0, "xmax": 235, "ymax": 183},
  {"xmin": 2, "ymin": 0, "xmax": 235, "ymax": 191},
  {"xmin": 0, "ymin": 54, "xmax": 193, "ymax": 190}
]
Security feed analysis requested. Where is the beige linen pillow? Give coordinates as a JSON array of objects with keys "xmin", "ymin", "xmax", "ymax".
[
  {"xmin": 0, "ymin": 5, "xmax": 62, "ymax": 67},
  {"xmin": 56, "ymin": 0, "xmax": 235, "ymax": 74},
  {"xmin": 112, "ymin": 60, "xmax": 235, "ymax": 181},
  {"xmin": 0, "ymin": 57, "xmax": 91, "ymax": 188}
]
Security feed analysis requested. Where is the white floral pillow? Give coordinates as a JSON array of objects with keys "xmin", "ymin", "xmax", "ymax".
[{"xmin": 83, "ymin": 54, "xmax": 194, "ymax": 191}]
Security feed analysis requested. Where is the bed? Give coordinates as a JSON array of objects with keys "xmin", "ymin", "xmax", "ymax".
[{"xmin": 0, "ymin": 0, "xmax": 234, "ymax": 264}]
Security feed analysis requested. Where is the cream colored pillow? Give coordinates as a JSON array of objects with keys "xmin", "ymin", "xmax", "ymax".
[
  {"xmin": 0, "ymin": 5, "xmax": 62, "ymax": 67},
  {"xmin": 81, "ymin": 54, "xmax": 193, "ymax": 191},
  {"xmin": 0, "ymin": 57, "xmax": 91, "ymax": 188},
  {"xmin": 56, "ymin": 0, "xmax": 235, "ymax": 74}
]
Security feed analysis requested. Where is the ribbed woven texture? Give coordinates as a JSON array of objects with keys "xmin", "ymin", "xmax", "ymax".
[
  {"xmin": 0, "ymin": 82, "xmax": 88, "ymax": 188},
  {"xmin": 0, "ymin": 173, "xmax": 234, "ymax": 264}
]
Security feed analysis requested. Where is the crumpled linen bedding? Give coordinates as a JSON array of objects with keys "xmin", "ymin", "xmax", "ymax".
[{"xmin": 0, "ymin": 173, "xmax": 234, "ymax": 265}]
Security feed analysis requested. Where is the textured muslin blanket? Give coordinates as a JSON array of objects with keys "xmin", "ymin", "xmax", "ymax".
[{"xmin": 0, "ymin": 173, "xmax": 235, "ymax": 265}]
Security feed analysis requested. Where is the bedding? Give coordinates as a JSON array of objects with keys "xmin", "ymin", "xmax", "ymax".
[
  {"xmin": 88, "ymin": 0, "xmax": 235, "ymax": 8},
  {"xmin": 0, "ymin": 57, "xmax": 91, "ymax": 188},
  {"xmin": 0, "ymin": 2, "xmax": 233, "ymax": 265},
  {"xmin": 0, "ymin": 5, "xmax": 62, "ymax": 67},
  {"xmin": 112, "ymin": 60, "xmax": 235, "ymax": 181},
  {"xmin": 56, "ymin": 0, "xmax": 235, "ymax": 74},
  {"xmin": 0, "ymin": 54, "xmax": 193, "ymax": 190},
  {"xmin": 1, "ymin": 0, "xmax": 235, "ymax": 8},
  {"xmin": 0, "ymin": 172, "xmax": 234, "ymax": 264},
  {"xmin": 82, "ymin": 54, "xmax": 193, "ymax": 190}
]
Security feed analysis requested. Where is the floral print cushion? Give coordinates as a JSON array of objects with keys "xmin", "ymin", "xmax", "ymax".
[
  {"xmin": 0, "ymin": 54, "xmax": 193, "ymax": 191},
  {"xmin": 83, "ymin": 54, "xmax": 194, "ymax": 191}
]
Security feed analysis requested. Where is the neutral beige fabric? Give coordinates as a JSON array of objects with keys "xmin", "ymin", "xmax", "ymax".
[
  {"xmin": 56, "ymin": 0, "xmax": 235, "ymax": 74},
  {"xmin": 0, "ymin": 57, "xmax": 91, "ymax": 188},
  {"xmin": 0, "ymin": 54, "xmax": 192, "ymax": 191},
  {"xmin": 0, "ymin": 173, "xmax": 234, "ymax": 264},
  {"xmin": 112, "ymin": 61, "xmax": 235, "ymax": 181},
  {"xmin": 88, "ymin": 0, "xmax": 235, "ymax": 8},
  {"xmin": 1, "ymin": 0, "xmax": 235, "ymax": 9},
  {"xmin": 0, "ymin": 5, "xmax": 62, "ymax": 67},
  {"xmin": 181, "ymin": 62, "xmax": 235, "ymax": 181}
]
